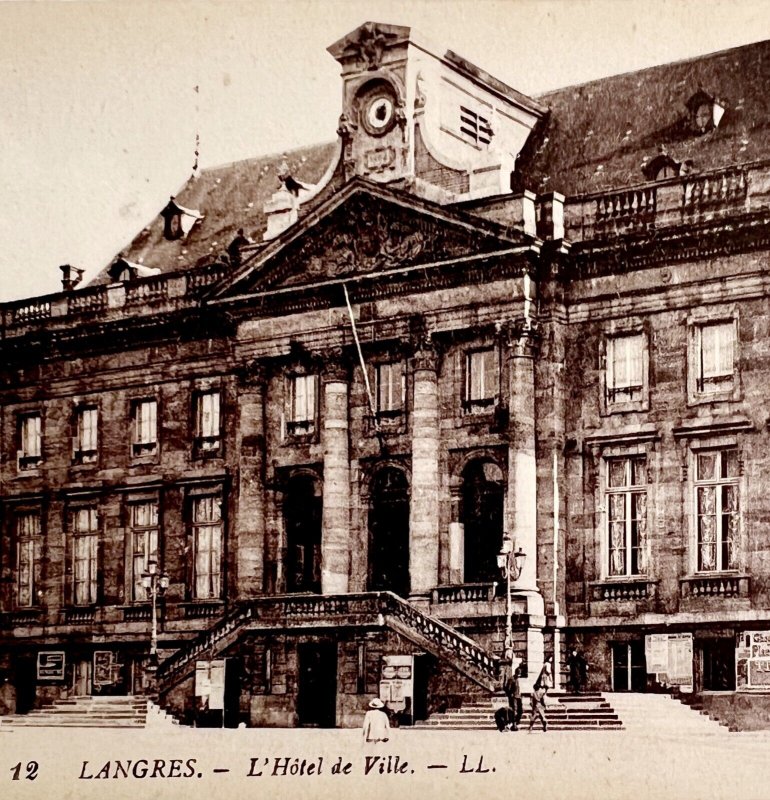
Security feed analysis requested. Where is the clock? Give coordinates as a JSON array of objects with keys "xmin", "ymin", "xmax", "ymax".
[
  {"xmin": 357, "ymin": 80, "xmax": 398, "ymax": 136},
  {"xmin": 366, "ymin": 96, "xmax": 395, "ymax": 132}
]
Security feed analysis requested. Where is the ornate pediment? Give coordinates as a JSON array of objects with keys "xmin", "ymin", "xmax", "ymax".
[{"xmin": 223, "ymin": 185, "xmax": 522, "ymax": 296}]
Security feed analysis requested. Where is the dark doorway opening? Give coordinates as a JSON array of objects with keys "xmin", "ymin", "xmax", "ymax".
[
  {"xmin": 461, "ymin": 460, "xmax": 504, "ymax": 583},
  {"xmin": 368, "ymin": 467, "xmax": 410, "ymax": 597},
  {"xmin": 297, "ymin": 643, "xmax": 337, "ymax": 728},
  {"xmin": 285, "ymin": 474, "xmax": 322, "ymax": 593},
  {"xmin": 612, "ymin": 641, "xmax": 646, "ymax": 692},
  {"xmin": 701, "ymin": 639, "xmax": 735, "ymax": 691},
  {"xmin": 14, "ymin": 656, "xmax": 36, "ymax": 714}
]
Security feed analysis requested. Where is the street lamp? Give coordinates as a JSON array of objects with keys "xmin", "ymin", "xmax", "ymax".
[
  {"xmin": 141, "ymin": 558, "xmax": 169, "ymax": 661},
  {"xmin": 497, "ymin": 533, "xmax": 526, "ymax": 663}
]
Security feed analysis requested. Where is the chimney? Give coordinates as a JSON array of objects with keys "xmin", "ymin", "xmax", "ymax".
[{"xmin": 60, "ymin": 264, "xmax": 85, "ymax": 291}]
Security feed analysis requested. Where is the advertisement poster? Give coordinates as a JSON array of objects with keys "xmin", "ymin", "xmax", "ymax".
[{"xmin": 736, "ymin": 631, "xmax": 770, "ymax": 689}]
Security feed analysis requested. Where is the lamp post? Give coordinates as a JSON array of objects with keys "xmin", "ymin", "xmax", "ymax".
[
  {"xmin": 141, "ymin": 558, "xmax": 169, "ymax": 662},
  {"xmin": 497, "ymin": 533, "xmax": 526, "ymax": 663}
]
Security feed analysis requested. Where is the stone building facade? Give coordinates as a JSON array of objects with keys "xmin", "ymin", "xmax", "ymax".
[{"xmin": 2, "ymin": 23, "xmax": 770, "ymax": 725}]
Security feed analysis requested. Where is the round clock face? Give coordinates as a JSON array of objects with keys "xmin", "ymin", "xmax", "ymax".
[{"xmin": 363, "ymin": 95, "xmax": 395, "ymax": 134}]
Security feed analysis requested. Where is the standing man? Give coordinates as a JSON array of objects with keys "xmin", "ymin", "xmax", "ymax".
[
  {"xmin": 503, "ymin": 665, "xmax": 523, "ymax": 731},
  {"xmin": 528, "ymin": 661, "xmax": 552, "ymax": 733}
]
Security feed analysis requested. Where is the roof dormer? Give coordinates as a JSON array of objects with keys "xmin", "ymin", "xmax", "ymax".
[
  {"xmin": 685, "ymin": 89, "xmax": 725, "ymax": 135},
  {"xmin": 160, "ymin": 197, "xmax": 204, "ymax": 241}
]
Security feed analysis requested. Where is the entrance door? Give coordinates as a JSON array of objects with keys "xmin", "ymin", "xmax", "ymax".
[
  {"xmin": 368, "ymin": 467, "xmax": 410, "ymax": 597},
  {"xmin": 701, "ymin": 639, "xmax": 735, "ymax": 691},
  {"xmin": 285, "ymin": 475, "xmax": 322, "ymax": 593},
  {"xmin": 73, "ymin": 658, "xmax": 91, "ymax": 696},
  {"xmin": 612, "ymin": 642, "xmax": 646, "ymax": 691},
  {"xmin": 297, "ymin": 643, "xmax": 337, "ymax": 728}
]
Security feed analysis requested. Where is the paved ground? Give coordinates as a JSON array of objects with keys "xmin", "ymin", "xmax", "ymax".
[{"xmin": 2, "ymin": 723, "xmax": 770, "ymax": 800}]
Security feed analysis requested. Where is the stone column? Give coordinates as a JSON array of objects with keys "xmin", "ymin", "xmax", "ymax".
[
  {"xmin": 409, "ymin": 338, "xmax": 440, "ymax": 595},
  {"xmin": 321, "ymin": 355, "xmax": 351, "ymax": 594},
  {"xmin": 505, "ymin": 325, "xmax": 541, "ymax": 602},
  {"xmin": 505, "ymin": 323, "xmax": 545, "ymax": 686},
  {"xmin": 234, "ymin": 362, "xmax": 267, "ymax": 598}
]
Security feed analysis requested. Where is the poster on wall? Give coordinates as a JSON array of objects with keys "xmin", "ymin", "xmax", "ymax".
[
  {"xmin": 195, "ymin": 659, "xmax": 226, "ymax": 711},
  {"xmin": 93, "ymin": 651, "xmax": 116, "ymax": 686},
  {"xmin": 36, "ymin": 651, "xmax": 65, "ymax": 681},
  {"xmin": 379, "ymin": 654, "xmax": 414, "ymax": 713},
  {"xmin": 736, "ymin": 631, "xmax": 770, "ymax": 689},
  {"xmin": 644, "ymin": 633, "xmax": 693, "ymax": 692}
]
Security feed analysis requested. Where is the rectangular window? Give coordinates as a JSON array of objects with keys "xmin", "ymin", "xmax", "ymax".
[
  {"xmin": 287, "ymin": 375, "xmax": 317, "ymax": 435},
  {"xmin": 606, "ymin": 334, "xmax": 644, "ymax": 402},
  {"xmin": 72, "ymin": 507, "xmax": 98, "ymax": 606},
  {"xmin": 132, "ymin": 399, "xmax": 158, "ymax": 456},
  {"xmin": 130, "ymin": 502, "xmax": 159, "ymax": 602},
  {"xmin": 606, "ymin": 457, "xmax": 647, "ymax": 577},
  {"xmin": 459, "ymin": 106, "xmax": 493, "ymax": 146},
  {"xmin": 18, "ymin": 413, "xmax": 42, "ymax": 470},
  {"xmin": 464, "ymin": 349, "xmax": 498, "ymax": 412},
  {"xmin": 695, "ymin": 450, "xmax": 739, "ymax": 572},
  {"xmin": 16, "ymin": 511, "xmax": 41, "ymax": 608},
  {"xmin": 698, "ymin": 322, "xmax": 735, "ymax": 391},
  {"xmin": 195, "ymin": 391, "xmax": 221, "ymax": 453},
  {"xmin": 75, "ymin": 406, "xmax": 99, "ymax": 464},
  {"xmin": 192, "ymin": 496, "xmax": 222, "ymax": 600},
  {"xmin": 375, "ymin": 362, "xmax": 405, "ymax": 417}
]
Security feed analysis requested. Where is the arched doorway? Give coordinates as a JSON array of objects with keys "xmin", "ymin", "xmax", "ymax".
[
  {"xmin": 285, "ymin": 474, "xmax": 322, "ymax": 593},
  {"xmin": 461, "ymin": 460, "xmax": 504, "ymax": 583},
  {"xmin": 368, "ymin": 467, "xmax": 410, "ymax": 597}
]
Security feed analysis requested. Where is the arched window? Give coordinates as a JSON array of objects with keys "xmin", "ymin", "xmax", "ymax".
[
  {"xmin": 368, "ymin": 467, "xmax": 410, "ymax": 597},
  {"xmin": 461, "ymin": 460, "xmax": 504, "ymax": 583},
  {"xmin": 284, "ymin": 474, "xmax": 322, "ymax": 593}
]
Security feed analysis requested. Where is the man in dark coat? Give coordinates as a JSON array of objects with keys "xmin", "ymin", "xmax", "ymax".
[
  {"xmin": 567, "ymin": 649, "xmax": 588, "ymax": 695},
  {"xmin": 503, "ymin": 666, "xmax": 523, "ymax": 731}
]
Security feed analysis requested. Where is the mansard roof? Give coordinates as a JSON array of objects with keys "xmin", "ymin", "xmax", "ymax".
[
  {"xmin": 90, "ymin": 38, "xmax": 770, "ymax": 286},
  {"xmin": 520, "ymin": 38, "xmax": 770, "ymax": 196},
  {"xmin": 90, "ymin": 141, "xmax": 338, "ymax": 285}
]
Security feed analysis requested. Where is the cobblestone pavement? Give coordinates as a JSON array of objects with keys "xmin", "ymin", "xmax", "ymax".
[{"xmin": 3, "ymin": 723, "xmax": 769, "ymax": 800}]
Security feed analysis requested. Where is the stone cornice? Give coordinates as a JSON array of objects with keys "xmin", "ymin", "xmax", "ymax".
[{"xmin": 573, "ymin": 209, "xmax": 770, "ymax": 280}]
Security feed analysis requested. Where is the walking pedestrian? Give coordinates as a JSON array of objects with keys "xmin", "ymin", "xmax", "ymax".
[
  {"xmin": 363, "ymin": 697, "xmax": 390, "ymax": 743},
  {"xmin": 528, "ymin": 661, "xmax": 553, "ymax": 732}
]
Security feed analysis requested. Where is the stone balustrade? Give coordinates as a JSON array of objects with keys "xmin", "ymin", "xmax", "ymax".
[
  {"xmin": 431, "ymin": 583, "xmax": 497, "ymax": 604},
  {"xmin": 590, "ymin": 579, "xmax": 658, "ymax": 602},
  {"xmin": 680, "ymin": 574, "xmax": 750, "ymax": 599},
  {"xmin": 563, "ymin": 159, "xmax": 770, "ymax": 242}
]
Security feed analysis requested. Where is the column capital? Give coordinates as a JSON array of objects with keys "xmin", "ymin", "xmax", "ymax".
[
  {"xmin": 498, "ymin": 320, "xmax": 541, "ymax": 359},
  {"xmin": 408, "ymin": 315, "xmax": 440, "ymax": 372},
  {"xmin": 237, "ymin": 359, "xmax": 268, "ymax": 388},
  {"xmin": 322, "ymin": 347, "xmax": 353, "ymax": 383}
]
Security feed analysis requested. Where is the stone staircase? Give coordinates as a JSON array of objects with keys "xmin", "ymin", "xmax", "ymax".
[
  {"xmin": 0, "ymin": 696, "xmax": 181, "ymax": 729},
  {"xmin": 410, "ymin": 691, "xmax": 624, "ymax": 731},
  {"xmin": 608, "ymin": 691, "xmax": 732, "ymax": 735}
]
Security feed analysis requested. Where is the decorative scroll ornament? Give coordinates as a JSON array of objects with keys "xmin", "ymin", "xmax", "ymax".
[{"xmin": 343, "ymin": 22, "xmax": 394, "ymax": 70}]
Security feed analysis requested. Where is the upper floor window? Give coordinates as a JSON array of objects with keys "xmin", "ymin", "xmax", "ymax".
[
  {"xmin": 375, "ymin": 362, "xmax": 405, "ymax": 418},
  {"xmin": 464, "ymin": 349, "xmax": 498, "ymax": 413},
  {"xmin": 695, "ymin": 449, "xmax": 739, "ymax": 572},
  {"xmin": 71, "ymin": 507, "xmax": 98, "ymax": 606},
  {"xmin": 130, "ymin": 502, "xmax": 159, "ymax": 602},
  {"xmin": 18, "ymin": 413, "xmax": 42, "ymax": 470},
  {"xmin": 15, "ymin": 511, "xmax": 41, "ymax": 608},
  {"xmin": 195, "ymin": 391, "xmax": 221, "ymax": 455},
  {"xmin": 459, "ymin": 106, "xmax": 493, "ymax": 146},
  {"xmin": 287, "ymin": 374, "xmax": 317, "ymax": 436},
  {"xmin": 606, "ymin": 457, "xmax": 647, "ymax": 577},
  {"xmin": 697, "ymin": 321, "xmax": 735, "ymax": 392},
  {"xmin": 74, "ymin": 406, "xmax": 98, "ymax": 464},
  {"xmin": 606, "ymin": 333, "xmax": 645, "ymax": 403},
  {"xmin": 132, "ymin": 399, "xmax": 158, "ymax": 457},
  {"xmin": 191, "ymin": 496, "xmax": 222, "ymax": 600}
]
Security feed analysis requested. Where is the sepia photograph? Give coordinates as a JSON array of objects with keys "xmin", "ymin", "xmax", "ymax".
[{"xmin": 1, "ymin": 0, "xmax": 770, "ymax": 797}]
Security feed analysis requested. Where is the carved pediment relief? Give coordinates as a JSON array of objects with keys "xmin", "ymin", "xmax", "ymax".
[{"xmin": 228, "ymin": 187, "xmax": 520, "ymax": 295}]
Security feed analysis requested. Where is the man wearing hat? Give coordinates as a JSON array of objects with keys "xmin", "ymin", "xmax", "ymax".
[{"xmin": 363, "ymin": 697, "xmax": 391, "ymax": 743}]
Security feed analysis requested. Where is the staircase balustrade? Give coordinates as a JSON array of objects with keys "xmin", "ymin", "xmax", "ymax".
[{"xmin": 157, "ymin": 591, "xmax": 501, "ymax": 694}]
